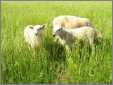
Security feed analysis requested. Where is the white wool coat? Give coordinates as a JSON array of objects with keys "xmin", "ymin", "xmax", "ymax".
[
  {"xmin": 24, "ymin": 25, "xmax": 44, "ymax": 48},
  {"xmin": 53, "ymin": 15, "xmax": 91, "ymax": 35},
  {"xmin": 54, "ymin": 26, "xmax": 102, "ymax": 46}
]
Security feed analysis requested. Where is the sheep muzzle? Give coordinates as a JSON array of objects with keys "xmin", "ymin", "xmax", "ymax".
[{"xmin": 53, "ymin": 34, "xmax": 56, "ymax": 37}]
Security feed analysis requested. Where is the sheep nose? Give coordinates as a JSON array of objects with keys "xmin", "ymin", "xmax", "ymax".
[
  {"xmin": 53, "ymin": 34, "xmax": 56, "ymax": 37},
  {"xmin": 35, "ymin": 33, "xmax": 38, "ymax": 36}
]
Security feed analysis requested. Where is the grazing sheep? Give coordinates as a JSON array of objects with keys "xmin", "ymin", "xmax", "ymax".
[
  {"xmin": 24, "ymin": 24, "xmax": 45, "ymax": 48},
  {"xmin": 52, "ymin": 15, "xmax": 91, "ymax": 35},
  {"xmin": 54, "ymin": 26, "xmax": 102, "ymax": 48}
]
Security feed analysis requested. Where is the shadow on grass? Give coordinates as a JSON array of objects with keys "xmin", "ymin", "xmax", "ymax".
[{"xmin": 44, "ymin": 38, "xmax": 66, "ymax": 62}]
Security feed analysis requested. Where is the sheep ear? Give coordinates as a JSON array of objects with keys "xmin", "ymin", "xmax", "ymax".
[
  {"xmin": 41, "ymin": 24, "xmax": 45, "ymax": 29},
  {"xmin": 29, "ymin": 26, "xmax": 33, "ymax": 29}
]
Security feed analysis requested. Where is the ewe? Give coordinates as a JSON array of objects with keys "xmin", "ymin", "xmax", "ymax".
[
  {"xmin": 53, "ymin": 15, "xmax": 91, "ymax": 36},
  {"xmin": 54, "ymin": 26, "xmax": 102, "ymax": 49},
  {"xmin": 24, "ymin": 25, "xmax": 45, "ymax": 49}
]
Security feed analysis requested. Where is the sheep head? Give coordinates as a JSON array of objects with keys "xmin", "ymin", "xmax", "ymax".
[
  {"xmin": 33, "ymin": 24, "xmax": 46, "ymax": 36},
  {"xmin": 53, "ymin": 28, "xmax": 76, "ymax": 45}
]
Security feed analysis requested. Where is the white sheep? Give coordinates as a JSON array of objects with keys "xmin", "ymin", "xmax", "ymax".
[
  {"xmin": 52, "ymin": 15, "xmax": 91, "ymax": 35},
  {"xmin": 54, "ymin": 26, "xmax": 102, "ymax": 48},
  {"xmin": 24, "ymin": 24, "xmax": 45, "ymax": 49}
]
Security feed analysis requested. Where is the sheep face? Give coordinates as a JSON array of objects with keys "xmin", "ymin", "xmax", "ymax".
[
  {"xmin": 53, "ymin": 28, "xmax": 75, "ymax": 45},
  {"xmin": 24, "ymin": 24, "xmax": 46, "ymax": 49},
  {"xmin": 53, "ymin": 28, "xmax": 64, "ymax": 42},
  {"xmin": 33, "ymin": 25, "xmax": 45, "ymax": 36}
]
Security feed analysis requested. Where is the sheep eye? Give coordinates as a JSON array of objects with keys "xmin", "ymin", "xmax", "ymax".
[
  {"xmin": 57, "ymin": 29, "xmax": 61, "ymax": 32},
  {"xmin": 29, "ymin": 26, "xmax": 33, "ymax": 29},
  {"xmin": 37, "ymin": 28, "xmax": 42, "ymax": 31}
]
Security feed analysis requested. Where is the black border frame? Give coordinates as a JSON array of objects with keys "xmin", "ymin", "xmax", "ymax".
[{"xmin": 0, "ymin": 0, "xmax": 112, "ymax": 84}]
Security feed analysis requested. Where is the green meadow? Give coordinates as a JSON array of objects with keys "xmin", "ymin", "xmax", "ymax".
[{"xmin": 1, "ymin": 1, "xmax": 112, "ymax": 83}]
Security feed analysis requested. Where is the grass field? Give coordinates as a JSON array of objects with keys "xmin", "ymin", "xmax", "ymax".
[{"xmin": 1, "ymin": 1, "xmax": 112, "ymax": 84}]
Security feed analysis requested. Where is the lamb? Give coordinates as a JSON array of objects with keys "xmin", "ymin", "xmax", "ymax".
[
  {"xmin": 24, "ymin": 24, "xmax": 45, "ymax": 49},
  {"xmin": 54, "ymin": 26, "xmax": 102, "ymax": 48},
  {"xmin": 52, "ymin": 15, "xmax": 91, "ymax": 36}
]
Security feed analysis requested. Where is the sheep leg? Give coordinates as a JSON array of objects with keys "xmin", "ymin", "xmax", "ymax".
[
  {"xmin": 30, "ymin": 44, "xmax": 37, "ymax": 58},
  {"xmin": 65, "ymin": 45, "xmax": 71, "ymax": 54},
  {"xmin": 89, "ymin": 38, "xmax": 95, "ymax": 55}
]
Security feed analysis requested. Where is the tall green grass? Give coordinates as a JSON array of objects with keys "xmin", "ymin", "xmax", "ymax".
[{"xmin": 1, "ymin": 1, "xmax": 112, "ymax": 83}]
